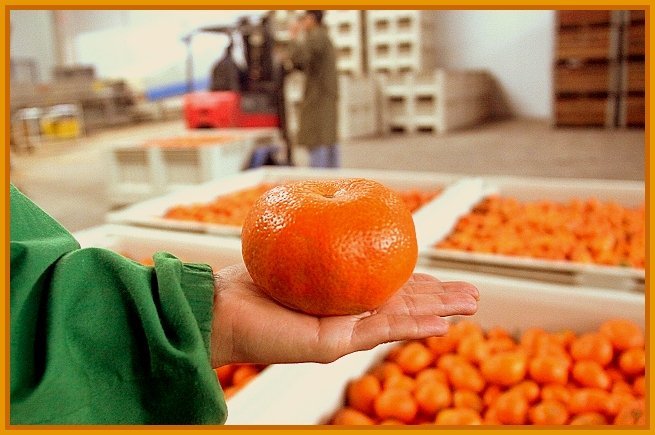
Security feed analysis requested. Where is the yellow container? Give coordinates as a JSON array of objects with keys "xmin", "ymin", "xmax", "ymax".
[
  {"xmin": 40, "ymin": 118, "xmax": 57, "ymax": 138},
  {"xmin": 56, "ymin": 118, "xmax": 81, "ymax": 138}
]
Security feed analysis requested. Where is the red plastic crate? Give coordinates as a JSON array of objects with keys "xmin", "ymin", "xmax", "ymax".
[
  {"xmin": 184, "ymin": 91, "xmax": 240, "ymax": 128},
  {"xmin": 239, "ymin": 113, "xmax": 279, "ymax": 128},
  {"xmin": 184, "ymin": 91, "xmax": 279, "ymax": 129}
]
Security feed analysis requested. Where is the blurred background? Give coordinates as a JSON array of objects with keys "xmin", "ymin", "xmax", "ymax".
[{"xmin": 9, "ymin": 9, "xmax": 645, "ymax": 231}]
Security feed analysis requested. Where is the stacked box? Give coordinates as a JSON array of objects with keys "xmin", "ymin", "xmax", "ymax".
[
  {"xmin": 324, "ymin": 10, "xmax": 366, "ymax": 76},
  {"xmin": 554, "ymin": 10, "xmax": 623, "ymax": 127},
  {"xmin": 366, "ymin": 10, "xmax": 437, "ymax": 75},
  {"xmin": 618, "ymin": 10, "xmax": 645, "ymax": 128},
  {"xmin": 380, "ymin": 69, "xmax": 493, "ymax": 134}
]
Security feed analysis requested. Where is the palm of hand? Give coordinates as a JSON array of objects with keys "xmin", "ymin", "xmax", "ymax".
[{"xmin": 210, "ymin": 264, "xmax": 479, "ymax": 367}]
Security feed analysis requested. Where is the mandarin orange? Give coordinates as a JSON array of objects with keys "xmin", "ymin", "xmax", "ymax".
[{"xmin": 241, "ymin": 178, "xmax": 418, "ymax": 316}]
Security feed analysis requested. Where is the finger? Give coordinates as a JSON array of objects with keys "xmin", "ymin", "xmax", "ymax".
[
  {"xmin": 349, "ymin": 314, "xmax": 451, "ymax": 354},
  {"xmin": 380, "ymin": 291, "xmax": 478, "ymax": 316},
  {"xmin": 440, "ymin": 281, "xmax": 480, "ymax": 300},
  {"xmin": 401, "ymin": 279, "xmax": 480, "ymax": 301},
  {"xmin": 409, "ymin": 272, "xmax": 441, "ymax": 283}
]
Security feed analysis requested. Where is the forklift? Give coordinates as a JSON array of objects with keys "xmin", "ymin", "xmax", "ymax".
[{"xmin": 181, "ymin": 16, "xmax": 292, "ymax": 164}]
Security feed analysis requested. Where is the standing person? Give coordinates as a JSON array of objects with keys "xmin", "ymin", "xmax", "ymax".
[{"xmin": 288, "ymin": 10, "xmax": 339, "ymax": 168}]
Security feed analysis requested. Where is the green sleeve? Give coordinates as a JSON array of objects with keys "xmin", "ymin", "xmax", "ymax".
[{"xmin": 9, "ymin": 185, "xmax": 227, "ymax": 425}]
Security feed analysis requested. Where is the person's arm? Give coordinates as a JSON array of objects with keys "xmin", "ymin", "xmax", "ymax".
[{"xmin": 9, "ymin": 185, "xmax": 225, "ymax": 425}]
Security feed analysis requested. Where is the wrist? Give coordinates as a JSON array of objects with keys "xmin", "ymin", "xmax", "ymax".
[{"xmin": 210, "ymin": 270, "xmax": 233, "ymax": 368}]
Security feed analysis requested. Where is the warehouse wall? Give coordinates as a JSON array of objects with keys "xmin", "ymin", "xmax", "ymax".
[
  {"xmin": 52, "ymin": 10, "xmax": 264, "ymax": 96},
  {"xmin": 53, "ymin": 10, "xmax": 130, "ymax": 67},
  {"xmin": 433, "ymin": 10, "xmax": 555, "ymax": 119},
  {"xmin": 10, "ymin": 10, "xmax": 57, "ymax": 82}
]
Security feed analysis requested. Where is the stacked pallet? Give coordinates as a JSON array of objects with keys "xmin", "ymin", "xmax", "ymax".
[
  {"xmin": 284, "ymin": 72, "xmax": 380, "ymax": 142},
  {"xmin": 380, "ymin": 69, "xmax": 493, "ymax": 134},
  {"xmin": 618, "ymin": 10, "xmax": 645, "ymax": 128},
  {"xmin": 554, "ymin": 10, "xmax": 622, "ymax": 127},
  {"xmin": 366, "ymin": 10, "xmax": 437, "ymax": 76},
  {"xmin": 324, "ymin": 10, "xmax": 366, "ymax": 76}
]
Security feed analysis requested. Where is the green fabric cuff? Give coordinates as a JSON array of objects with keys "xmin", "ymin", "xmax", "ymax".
[{"xmin": 178, "ymin": 261, "xmax": 216, "ymax": 359}]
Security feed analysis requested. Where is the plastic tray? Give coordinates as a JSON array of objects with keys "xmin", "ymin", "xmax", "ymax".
[{"xmin": 420, "ymin": 175, "xmax": 645, "ymax": 292}]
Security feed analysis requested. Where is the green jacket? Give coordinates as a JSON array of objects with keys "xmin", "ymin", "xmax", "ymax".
[
  {"xmin": 290, "ymin": 25, "xmax": 338, "ymax": 149},
  {"xmin": 10, "ymin": 184, "xmax": 227, "ymax": 425}
]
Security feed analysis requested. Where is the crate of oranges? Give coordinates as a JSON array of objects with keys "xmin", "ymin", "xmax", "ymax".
[
  {"xmin": 107, "ymin": 166, "xmax": 464, "ymax": 237},
  {"xmin": 223, "ymin": 267, "xmax": 643, "ymax": 425},
  {"xmin": 422, "ymin": 175, "xmax": 645, "ymax": 292}
]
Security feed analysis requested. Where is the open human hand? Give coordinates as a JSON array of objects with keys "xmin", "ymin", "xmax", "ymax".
[{"xmin": 210, "ymin": 263, "xmax": 479, "ymax": 367}]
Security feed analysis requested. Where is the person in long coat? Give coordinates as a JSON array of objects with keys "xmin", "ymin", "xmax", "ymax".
[{"xmin": 289, "ymin": 10, "xmax": 339, "ymax": 167}]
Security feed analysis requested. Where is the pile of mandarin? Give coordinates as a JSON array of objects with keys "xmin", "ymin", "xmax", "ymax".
[
  {"xmin": 164, "ymin": 183, "xmax": 441, "ymax": 226},
  {"xmin": 330, "ymin": 319, "xmax": 645, "ymax": 426},
  {"xmin": 398, "ymin": 188, "xmax": 442, "ymax": 213},
  {"xmin": 164, "ymin": 183, "xmax": 277, "ymax": 226},
  {"xmin": 436, "ymin": 196, "xmax": 644, "ymax": 268}
]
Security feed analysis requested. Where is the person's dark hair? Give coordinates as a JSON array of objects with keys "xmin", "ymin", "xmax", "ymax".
[{"xmin": 306, "ymin": 10, "xmax": 324, "ymax": 24}]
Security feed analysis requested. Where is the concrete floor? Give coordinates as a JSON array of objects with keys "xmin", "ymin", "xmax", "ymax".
[{"xmin": 10, "ymin": 118, "xmax": 645, "ymax": 232}]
